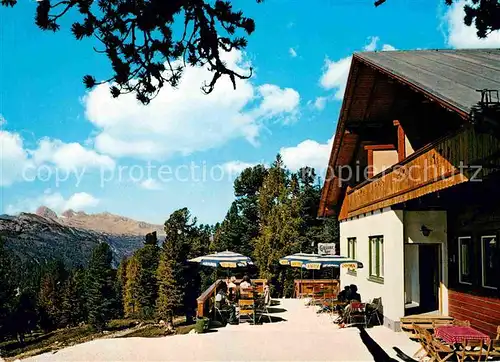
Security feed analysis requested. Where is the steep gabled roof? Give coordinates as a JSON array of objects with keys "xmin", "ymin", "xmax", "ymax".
[
  {"xmin": 318, "ymin": 48, "xmax": 500, "ymax": 218},
  {"xmin": 356, "ymin": 49, "xmax": 500, "ymax": 116}
]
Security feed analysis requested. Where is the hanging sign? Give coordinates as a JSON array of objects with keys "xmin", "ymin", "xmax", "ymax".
[
  {"xmin": 318, "ymin": 243, "xmax": 336, "ymax": 255},
  {"xmin": 290, "ymin": 260, "xmax": 303, "ymax": 267},
  {"xmin": 305, "ymin": 263, "xmax": 321, "ymax": 270}
]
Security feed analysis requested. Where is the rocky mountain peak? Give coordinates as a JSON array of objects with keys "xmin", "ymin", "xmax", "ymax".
[
  {"xmin": 35, "ymin": 206, "xmax": 58, "ymax": 219},
  {"xmin": 61, "ymin": 209, "xmax": 76, "ymax": 218}
]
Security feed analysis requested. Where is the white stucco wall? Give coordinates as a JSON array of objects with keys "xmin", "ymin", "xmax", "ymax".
[
  {"xmin": 339, "ymin": 208, "xmax": 405, "ymax": 330},
  {"xmin": 372, "ymin": 150, "xmax": 399, "ymax": 175},
  {"xmin": 404, "ymin": 211, "xmax": 449, "ymax": 315}
]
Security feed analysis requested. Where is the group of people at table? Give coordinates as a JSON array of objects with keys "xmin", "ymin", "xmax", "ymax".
[{"xmin": 214, "ymin": 276, "xmax": 269, "ymax": 325}]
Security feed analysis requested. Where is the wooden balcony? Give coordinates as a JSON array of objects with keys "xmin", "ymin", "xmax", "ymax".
[{"xmin": 342, "ymin": 126, "xmax": 500, "ymax": 219}]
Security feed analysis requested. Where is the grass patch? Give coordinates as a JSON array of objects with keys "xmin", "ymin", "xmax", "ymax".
[
  {"xmin": 0, "ymin": 325, "xmax": 95, "ymax": 359},
  {"xmin": 119, "ymin": 325, "xmax": 166, "ymax": 338}
]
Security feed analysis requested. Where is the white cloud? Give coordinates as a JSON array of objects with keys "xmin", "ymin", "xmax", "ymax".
[
  {"xmin": 6, "ymin": 191, "xmax": 99, "ymax": 215},
  {"xmin": 221, "ymin": 161, "xmax": 258, "ymax": 176},
  {"xmin": 253, "ymin": 84, "xmax": 300, "ymax": 123},
  {"xmin": 140, "ymin": 178, "xmax": 163, "ymax": 190},
  {"xmin": 280, "ymin": 137, "xmax": 334, "ymax": 172},
  {"xmin": 84, "ymin": 50, "xmax": 300, "ymax": 160},
  {"xmin": 289, "ymin": 48, "xmax": 298, "ymax": 58},
  {"xmin": 320, "ymin": 56, "xmax": 352, "ymax": 100},
  {"xmin": 0, "ymin": 130, "xmax": 114, "ymax": 187},
  {"xmin": 0, "ymin": 115, "xmax": 6, "ymax": 127},
  {"xmin": 0, "ymin": 130, "xmax": 31, "ymax": 186},
  {"xmin": 313, "ymin": 96, "xmax": 328, "ymax": 111},
  {"xmin": 319, "ymin": 36, "xmax": 397, "ymax": 101},
  {"xmin": 443, "ymin": 0, "xmax": 500, "ymax": 48},
  {"xmin": 364, "ymin": 36, "xmax": 380, "ymax": 52},
  {"xmin": 382, "ymin": 44, "xmax": 397, "ymax": 51},
  {"xmin": 31, "ymin": 138, "xmax": 115, "ymax": 171}
]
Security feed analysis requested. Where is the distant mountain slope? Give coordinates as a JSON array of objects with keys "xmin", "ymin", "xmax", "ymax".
[{"xmin": 0, "ymin": 208, "xmax": 164, "ymax": 268}]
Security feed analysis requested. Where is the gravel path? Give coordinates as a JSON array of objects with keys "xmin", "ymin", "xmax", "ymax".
[{"xmin": 27, "ymin": 299, "xmax": 419, "ymax": 361}]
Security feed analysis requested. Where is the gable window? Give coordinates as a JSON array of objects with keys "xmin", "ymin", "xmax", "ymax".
[
  {"xmin": 481, "ymin": 235, "xmax": 498, "ymax": 289},
  {"xmin": 458, "ymin": 237, "xmax": 472, "ymax": 285},
  {"xmin": 347, "ymin": 237, "xmax": 357, "ymax": 276},
  {"xmin": 369, "ymin": 236, "xmax": 384, "ymax": 283}
]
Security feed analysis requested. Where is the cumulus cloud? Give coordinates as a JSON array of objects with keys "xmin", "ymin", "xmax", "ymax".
[
  {"xmin": 0, "ymin": 130, "xmax": 114, "ymax": 187},
  {"xmin": 319, "ymin": 36, "xmax": 396, "ymax": 101},
  {"xmin": 140, "ymin": 178, "xmax": 163, "ymax": 190},
  {"xmin": 382, "ymin": 44, "xmax": 397, "ymax": 51},
  {"xmin": 31, "ymin": 138, "xmax": 115, "ymax": 171},
  {"xmin": 221, "ymin": 161, "xmax": 259, "ymax": 176},
  {"xmin": 313, "ymin": 96, "xmax": 328, "ymax": 111},
  {"xmin": 280, "ymin": 137, "xmax": 334, "ymax": 172},
  {"xmin": 84, "ymin": 50, "xmax": 300, "ymax": 160},
  {"xmin": 289, "ymin": 48, "xmax": 298, "ymax": 58},
  {"xmin": 443, "ymin": 0, "xmax": 500, "ymax": 48},
  {"xmin": 6, "ymin": 191, "xmax": 100, "ymax": 215},
  {"xmin": 0, "ymin": 130, "xmax": 31, "ymax": 186}
]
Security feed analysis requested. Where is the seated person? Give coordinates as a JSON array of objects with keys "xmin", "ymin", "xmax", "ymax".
[
  {"xmin": 348, "ymin": 284, "xmax": 361, "ymax": 302},
  {"xmin": 228, "ymin": 276, "xmax": 237, "ymax": 292},
  {"xmin": 338, "ymin": 286, "xmax": 350, "ymax": 302},
  {"xmin": 215, "ymin": 282, "xmax": 237, "ymax": 324},
  {"xmin": 239, "ymin": 275, "xmax": 252, "ymax": 290}
]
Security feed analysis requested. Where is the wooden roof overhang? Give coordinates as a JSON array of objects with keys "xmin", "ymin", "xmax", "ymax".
[{"xmin": 318, "ymin": 53, "xmax": 473, "ymax": 219}]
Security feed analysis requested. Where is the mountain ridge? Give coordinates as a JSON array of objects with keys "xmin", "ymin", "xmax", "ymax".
[{"xmin": 0, "ymin": 207, "xmax": 165, "ymax": 268}]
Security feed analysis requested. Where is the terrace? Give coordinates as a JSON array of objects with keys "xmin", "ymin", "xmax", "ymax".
[{"xmin": 27, "ymin": 298, "xmax": 420, "ymax": 361}]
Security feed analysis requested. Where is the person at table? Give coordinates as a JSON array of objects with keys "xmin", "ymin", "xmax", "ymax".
[
  {"xmin": 348, "ymin": 284, "xmax": 361, "ymax": 302},
  {"xmin": 338, "ymin": 286, "xmax": 350, "ymax": 302},
  {"xmin": 240, "ymin": 275, "xmax": 252, "ymax": 290},
  {"xmin": 228, "ymin": 276, "xmax": 237, "ymax": 292},
  {"xmin": 215, "ymin": 282, "xmax": 237, "ymax": 324}
]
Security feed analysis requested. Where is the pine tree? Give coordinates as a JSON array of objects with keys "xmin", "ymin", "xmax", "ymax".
[
  {"xmin": 115, "ymin": 257, "xmax": 128, "ymax": 317},
  {"xmin": 156, "ymin": 208, "xmax": 193, "ymax": 323},
  {"xmin": 0, "ymin": 237, "xmax": 15, "ymax": 337},
  {"xmin": 253, "ymin": 154, "xmax": 303, "ymax": 297},
  {"xmin": 38, "ymin": 260, "xmax": 68, "ymax": 330},
  {"xmin": 60, "ymin": 268, "xmax": 86, "ymax": 327},
  {"xmin": 124, "ymin": 256, "xmax": 140, "ymax": 318},
  {"xmin": 86, "ymin": 243, "xmax": 116, "ymax": 331}
]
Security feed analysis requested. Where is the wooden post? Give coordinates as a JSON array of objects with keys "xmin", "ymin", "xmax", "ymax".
[{"xmin": 393, "ymin": 120, "xmax": 406, "ymax": 162}]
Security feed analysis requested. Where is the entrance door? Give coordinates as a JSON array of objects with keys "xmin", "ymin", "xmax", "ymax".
[{"xmin": 419, "ymin": 244, "xmax": 440, "ymax": 313}]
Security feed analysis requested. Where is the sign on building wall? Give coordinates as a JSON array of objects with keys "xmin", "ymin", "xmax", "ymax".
[{"xmin": 318, "ymin": 243, "xmax": 336, "ymax": 255}]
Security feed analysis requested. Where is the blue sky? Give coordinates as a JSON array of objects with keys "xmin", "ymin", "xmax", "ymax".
[{"xmin": 1, "ymin": 0, "xmax": 500, "ymax": 225}]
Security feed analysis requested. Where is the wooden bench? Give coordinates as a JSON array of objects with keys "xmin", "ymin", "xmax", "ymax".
[{"xmin": 400, "ymin": 316, "xmax": 454, "ymax": 339}]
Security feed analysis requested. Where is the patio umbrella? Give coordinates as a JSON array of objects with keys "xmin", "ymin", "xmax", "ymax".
[
  {"xmin": 279, "ymin": 253, "xmax": 324, "ymax": 296},
  {"xmin": 303, "ymin": 255, "xmax": 363, "ymax": 270},
  {"xmin": 189, "ymin": 250, "xmax": 254, "ymax": 269},
  {"xmin": 188, "ymin": 251, "xmax": 254, "ymax": 319}
]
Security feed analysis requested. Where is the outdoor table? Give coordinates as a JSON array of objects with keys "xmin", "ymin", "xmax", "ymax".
[{"xmin": 435, "ymin": 326, "xmax": 491, "ymax": 345}]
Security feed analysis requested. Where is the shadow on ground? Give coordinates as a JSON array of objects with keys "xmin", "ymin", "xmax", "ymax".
[
  {"xmin": 357, "ymin": 326, "xmax": 398, "ymax": 362},
  {"xmin": 266, "ymin": 307, "xmax": 287, "ymax": 314}
]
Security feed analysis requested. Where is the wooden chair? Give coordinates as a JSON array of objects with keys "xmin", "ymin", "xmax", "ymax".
[
  {"xmin": 458, "ymin": 339, "xmax": 490, "ymax": 362},
  {"xmin": 453, "ymin": 319, "xmax": 471, "ymax": 327},
  {"xmin": 238, "ymin": 299, "xmax": 255, "ymax": 324},
  {"xmin": 430, "ymin": 336, "xmax": 456, "ymax": 362},
  {"xmin": 489, "ymin": 339, "xmax": 500, "ymax": 360},
  {"xmin": 433, "ymin": 319, "xmax": 454, "ymax": 330},
  {"xmin": 240, "ymin": 288, "xmax": 254, "ymax": 300},
  {"xmin": 412, "ymin": 324, "xmax": 432, "ymax": 359}
]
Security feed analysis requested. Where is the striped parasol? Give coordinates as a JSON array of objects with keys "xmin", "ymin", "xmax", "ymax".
[
  {"xmin": 189, "ymin": 250, "xmax": 254, "ymax": 269},
  {"xmin": 303, "ymin": 255, "xmax": 363, "ymax": 270},
  {"xmin": 278, "ymin": 253, "xmax": 322, "ymax": 268}
]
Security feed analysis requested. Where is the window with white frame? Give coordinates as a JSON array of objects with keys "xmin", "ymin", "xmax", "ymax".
[
  {"xmin": 347, "ymin": 237, "xmax": 357, "ymax": 275},
  {"xmin": 481, "ymin": 235, "xmax": 498, "ymax": 289},
  {"xmin": 458, "ymin": 237, "xmax": 472, "ymax": 285},
  {"xmin": 347, "ymin": 237, "xmax": 356, "ymax": 259},
  {"xmin": 369, "ymin": 236, "xmax": 384, "ymax": 281}
]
